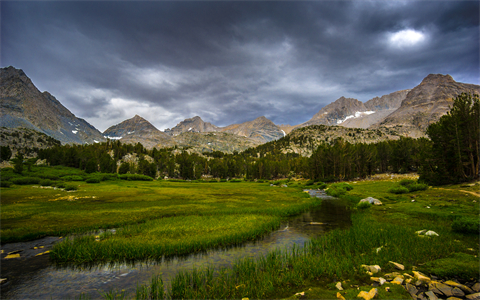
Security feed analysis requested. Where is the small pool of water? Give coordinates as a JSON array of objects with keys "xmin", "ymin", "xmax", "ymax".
[{"xmin": 3, "ymin": 192, "xmax": 351, "ymax": 299}]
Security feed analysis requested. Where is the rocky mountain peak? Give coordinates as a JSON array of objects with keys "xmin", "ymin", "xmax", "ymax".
[{"xmin": 420, "ymin": 74, "xmax": 455, "ymax": 85}]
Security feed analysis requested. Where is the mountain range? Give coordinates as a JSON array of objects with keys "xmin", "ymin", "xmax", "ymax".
[{"xmin": 1, "ymin": 66, "xmax": 478, "ymax": 153}]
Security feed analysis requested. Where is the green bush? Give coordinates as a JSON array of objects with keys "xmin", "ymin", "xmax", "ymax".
[
  {"xmin": 86, "ymin": 178, "xmax": 100, "ymax": 184},
  {"xmin": 209, "ymin": 179, "xmax": 219, "ymax": 183},
  {"xmin": 388, "ymin": 186, "xmax": 409, "ymax": 194},
  {"xmin": 421, "ymin": 253, "xmax": 479, "ymax": 280},
  {"xmin": 452, "ymin": 217, "xmax": 479, "ymax": 234},
  {"xmin": 56, "ymin": 183, "xmax": 66, "ymax": 189},
  {"xmin": 220, "ymin": 179, "xmax": 227, "ymax": 182},
  {"xmin": 399, "ymin": 179, "xmax": 415, "ymax": 186},
  {"xmin": 11, "ymin": 177, "xmax": 41, "ymax": 185},
  {"xmin": 406, "ymin": 183, "xmax": 428, "ymax": 192},
  {"xmin": 39, "ymin": 179, "xmax": 54, "ymax": 186},
  {"xmin": 305, "ymin": 180, "xmax": 315, "ymax": 186},
  {"xmin": 0, "ymin": 181, "xmax": 12, "ymax": 188},
  {"xmin": 357, "ymin": 201, "xmax": 372, "ymax": 209},
  {"xmin": 62, "ymin": 175, "xmax": 84, "ymax": 181},
  {"xmin": 229, "ymin": 179, "xmax": 242, "ymax": 183},
  {"xmin": 64, "ymin": 185, "xmax": 78, "ymax": 191},
  {"xmin": 119, "ymin": 174, "xmax": 153, "ymax": 181}
]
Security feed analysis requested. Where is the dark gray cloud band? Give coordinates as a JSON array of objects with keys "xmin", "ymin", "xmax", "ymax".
[{"xmin": 2, "ymin": 1, "xmax": 478, "ymax": 131}]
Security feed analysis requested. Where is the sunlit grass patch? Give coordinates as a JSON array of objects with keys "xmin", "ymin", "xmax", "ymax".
[{"xmin": 52, "ymin": 214, "xmax": 282, "ymax": 263}]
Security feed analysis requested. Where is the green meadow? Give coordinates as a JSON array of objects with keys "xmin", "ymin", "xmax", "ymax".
[
  {"xmin": 0, "ymin": 170, "xmax": 320, "ymax": 263},
  {"xmin": 128, "ymin": 177, "xmax": 479, "ymax": 300}
]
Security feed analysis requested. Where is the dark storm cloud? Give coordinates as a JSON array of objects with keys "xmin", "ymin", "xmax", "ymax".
[{"xmin": 1, "ymin": 1, "xmax": 478, "ymax": 131}]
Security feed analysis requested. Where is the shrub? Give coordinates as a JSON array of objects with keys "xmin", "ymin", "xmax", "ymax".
[
  {"xmin": 388, "ymin": 186, "xmax": 409, "ymax": 194},
  {"xmin": 62, "ymin": 175, "xmax": 84, "ymax": 181},
  {"xmin": 11, "ymin": 177, "xmax": 41, "ymax": 185},
  {"xmin": 220, "ymin": 179, "xmax": 227, "ymax": 182},
  {"xmin": 229, "ymin": 179, "xmax": 242, "ymax": 183},
  {"xmin": 406, "ymin": 183, "xmax": 428, "ymax": 192},
  {"xmin": 357, "ymin": 201, "xmax": 372, "ymax": 209},
  {"xmin": 39, "ymin": 179, "xmax": 54, "ymax": 187},
  {"xmin": 209, "ymin": 179, "xmax": 218, "ymax": 183},
  {"xmin": 399, "ymin": 179, "xmax": 416, "ymax": 186},
  {"xmin": 452, "ymin": 217, "xmax": 479, "ymax": 234},
  {"xmin": 305, "ymin": 180, "xmax": 315, "ymax": 186},
  {"xmin": 326, "ymin": 187, "xmax": 346, "ymax": 197},
  {"xmin": 0, "ymin": 181, "xmax": 12, "ymax": 188},
  {"xmin": 64, "ymin": 185, "xmax": 78, "ymax": 191},
  {"xmin": 86, "ymin": 178, "xmax": 100, "ymax": 184},
  {"xmin": 119, "ymin": 174, "xmax": 153, "ymax": 181},
  {"xmin": 56, "ymin": 183, "xmax": 66, "ymax": 189}
]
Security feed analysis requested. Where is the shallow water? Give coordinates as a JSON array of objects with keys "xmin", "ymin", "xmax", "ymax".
[{"xmin": 3, "ymin": 192, "xmax": 351, "ymax": 299}]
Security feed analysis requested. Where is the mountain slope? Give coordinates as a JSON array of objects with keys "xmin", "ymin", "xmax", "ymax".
[
  {"xmin": 220, "ymin": 116, "xmax": 285, "ymax": 143},
  {"xmin": 0, "ymin": 66, "xmax": 105, "ymax": 144},
  {"xmin": 341, "ymin": 89, "xmax": 410, "ymax": 129},
  {"xmin": 372, "ymin": 74, "xmax": 480, "ymax": 137},
  {"xmin": 103, "ymin": 115, "xmax": 173, "ymax": 148},
  {"xmin": 299, "ymin": 97, "xmax": 369, "ymax": 127},
  {"xmin": 164, "ymin": 116, "xmax": 220, "ymax": 136}
]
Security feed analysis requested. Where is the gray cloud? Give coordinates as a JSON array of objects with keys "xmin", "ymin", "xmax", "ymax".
[{"xmin": 1, "ymin": 1, "xmax": 478, "ymax": 132}]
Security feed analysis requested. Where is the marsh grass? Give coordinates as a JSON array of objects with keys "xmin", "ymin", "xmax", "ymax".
[
  {"xmin": 51, "ymin": 214, "xmax": 284, "ymax": 263},
  {"xmin": 2, "ymin": 179, "xmax": 317, "ymax": 243},
  {"xmin": 128, "ymin": 178, "xmax": 479, "ymax": 300}
]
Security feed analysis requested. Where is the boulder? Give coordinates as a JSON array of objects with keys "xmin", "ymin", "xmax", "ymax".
[
  {"xmin": 336, "ymin": 292, "xmax": 346, "ymax": 300},
  {"xmin": 405, "ymin": 283, "xmax": 419, "ymax": 299},
  {"xmin": 362, "ymin": 264, "xmax": 381, "ymax": 274},
  {"xmin": 391, "ymin": 276, "xmax": 404, "ymax": 285},
  {"xmin": 452, "ymin": 287, "xmax": 465, "ymax": 297},
  {"xmin": 425, "ymin": 291, "xmax": 438, "ymax": 300},
  {"xmin": 425, "ymin": 230, "xmax": 439, "ymax": 236},
  {"xmin": 472, "ymin": 283, "xmax": 480, "ymax": 293},
  {"xmin": 413, "ymin": 271, "xmax": 431, "ymax": 284},
  {"xmin": 444, "ymin": 280, "xmax": 474, "ymax": 294},
  {"xmin": 336, "ymin": 282, "xmax": 343, "ymax": 290},
  {"xmin": 466, "ymin": 292, "xmax": 480, "ymax": 300},
  {"xmin": 389, "ymin": 261, "xmax": 405, "ymax": 270},
  {"xmin": 360, "ymin": 197, "xmax": 382, "ymax": 205},
  {"xmin": 429, "ymin": 281, "xmax": 454, "ymax": 297},
  {"xmin": 370, "ymin": 277, "xmax": 387, "ymax": 285},
  {"xmin": 358, "ymin": 288, "xmax": 378, "ymax": 300}
]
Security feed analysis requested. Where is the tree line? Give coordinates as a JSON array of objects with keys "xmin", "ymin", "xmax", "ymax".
[{"xmin": 6, "ymin": 93, "xmax": 479, "ymax": 185}]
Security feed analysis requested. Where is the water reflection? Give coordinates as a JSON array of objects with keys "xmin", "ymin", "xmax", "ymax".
[{"xmin": 4, "ymin": 197, "xmax": 350, "ymax": 299}]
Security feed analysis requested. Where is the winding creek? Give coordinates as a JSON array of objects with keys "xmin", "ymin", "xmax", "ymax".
[{"xmin": 2, "ymin": 191, "xmax": 351, "ymax": 299}]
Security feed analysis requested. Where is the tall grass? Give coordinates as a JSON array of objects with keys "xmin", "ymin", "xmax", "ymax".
[{"xmin": 151, "ymin": 212, "xmax": 465, "ymax": 299}]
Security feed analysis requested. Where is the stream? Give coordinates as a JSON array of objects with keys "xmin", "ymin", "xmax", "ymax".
[{"xmin": 2, "ymin": 190, "xmax": 351, "ymax": 299}]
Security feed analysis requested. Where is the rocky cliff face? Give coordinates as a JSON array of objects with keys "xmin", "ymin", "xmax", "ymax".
[
  {"xmin": 341, "ymin": 90, "xmax": 410, "ymax": 129},
  {"xmin": 220, "ymin": 116, "xmax": 285, "ymax": 143},
  {"xmin": 103, "ymin": 115, "xmax": 173, "ymax": 149},
  {"xmin": 297, "ymin": 97, "xmax": 370, "ymax": 128},
  {"xmin": 0, "ymin": 66, "xmax": 105, "ymax": 144},
  {"xmin": 372, "ymin": 74, "xmax": 480, "ymax": 137},
  {"xmin": 164, "ymin": 116, "xmax": 220, "ymax": 136}
]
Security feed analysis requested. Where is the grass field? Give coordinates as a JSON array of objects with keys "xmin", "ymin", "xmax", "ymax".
[
  {"xmin": 130, "ymin": 176, "xmax": 479, "ymax": 300},
  {"xmin": 0, "ymin": 173, "xmax": 321, "ymax": 263}
]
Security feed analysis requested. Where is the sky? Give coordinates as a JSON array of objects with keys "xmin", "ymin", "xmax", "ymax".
[{"xmin": 1, "ymin": 1, "xmax": 479, "ymax": 132}]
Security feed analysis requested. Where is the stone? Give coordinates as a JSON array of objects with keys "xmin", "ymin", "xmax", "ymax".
[
  {"xmin": 370, "ymin": 277, "xmax": 386, "ymax": 285},
  {"xmin": 472, "ymin": 283, "xmax": 480, "ymax": 293},
  {"xmin": 0, "ymin": 278, "xmax": 7, "ymax": 284},
  {"xmin": 406, "ymin": 283, "xmax": 419, "ymax": 299},
  {"xmin": 391, "ymin": 276, "xmax": 404, "ymax": 285},
  {"xmin": 425, "ymin": 230, "xmax": 439, "ymax": 236},
  {"xmin": 404, "ymin": 273, "xmax": 414, "ymax": 279},
  {"xmin": 384, "ymin": 272, "xmax": 401, "ymax": 280},
  {"xmin": 385, "ymin": 287, "xmax": 391, "ymax": 292},
  {"xmin": 295, "ymin": 292, "xmax": 305, "ymax": 297},
  {"xmin": 430, "ymin": 281, "xmax": 454, "ymax": 297},
  {"xmin": 452, "ymin": 287, "xmax": 465, "ymax": 297},
  {"xmin": 466, "ymin": 292, "xmax": 480, "ymax": 300},
  {"xmin": 418, "ymin": 293, "xmax": 427, "ymax": 300},
  {"xmin": 446, "ymin": 297, "xmax": 463, "ymax": 300},
  {"xmin": 425, "ymin": 291, "xmax": 438, "ymax": 300},
  {"xmin": 389, "ymin": 261, "xmax": 405, "ymax": 270},
  {"xmin": 336, "ymin": 282, "xmax": 343, "ymax": 290},
  {"xmin": 416, "ymin": 229, "xmax": 427, "ymax": 235},
  {"xmin": 360, "ymin": 197, "xmax": 382, "ymax": 206},
  {"xmin": 413, "ymin": 271, "xmax": 431, "ymax": 284},
  {"xmin": 444, "ymin": 280, "xmax": 474, "ymax": 294},
  {"xmin": 336, "ymin": 292, "xmax": 346, "ymax": 300},
  {"xmin": 4, "ymin": 254, "xmax": 20, "ymax": 259},
  {"xmin": 35, "ymin": 250, "xmax": 50, "ymax": 256},
  {"xmin": 357, "ymin": 288, "xmax": 378, "ymax": 300},
  {"xmin": 362, "ymin": 265, "xmax": 381, "ymax": 274}
]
